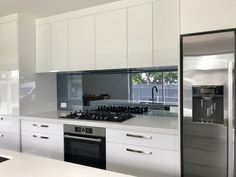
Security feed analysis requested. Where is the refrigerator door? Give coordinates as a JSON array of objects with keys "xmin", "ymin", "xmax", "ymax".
[{"xmin": 182, "ymin": 31, "xmax": 235, "ymax": 177}]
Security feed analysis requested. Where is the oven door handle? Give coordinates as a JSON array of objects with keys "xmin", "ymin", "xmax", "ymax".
[{"xmin": 64, "ymin": 135, "xmax": 102, "ymax": 143}]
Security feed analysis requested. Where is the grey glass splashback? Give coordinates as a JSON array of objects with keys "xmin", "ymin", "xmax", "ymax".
[{"xmin": 57, "ymin": 67, "xmax": 178, "ymax": 114}]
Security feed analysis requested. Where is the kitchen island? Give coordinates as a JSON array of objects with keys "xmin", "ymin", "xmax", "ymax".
[{"xmin": 0, "ymin": 148, "xmax": 134, "ymax": 177}]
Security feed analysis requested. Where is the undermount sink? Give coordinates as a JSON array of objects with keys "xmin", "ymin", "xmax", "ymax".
[
  {"xmin": 139, "ymin": 101, "xmax": 164, "ymax": 105},
  {"xmin": 0, "ymin": 155, "xmax": 11, "ymax": 163}
]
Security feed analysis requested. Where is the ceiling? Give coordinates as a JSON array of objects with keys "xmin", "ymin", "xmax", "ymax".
[{"xmin": 0, "ymin": 0, "xmax": 119, "ymax": 18}]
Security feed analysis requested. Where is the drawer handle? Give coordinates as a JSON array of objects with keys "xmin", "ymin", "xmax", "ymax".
[
  {"xmin": 126, "ymin": 134, "xmax": 152, "ymax": 139},
  {"xmin": 40, "ymin": 125, "xmax": 49, "ymax": 128},
  {"xmin": 126, "ymin": 148, "xmax": 152, "ymax": 155},
  {"xmin": 33, "ymin": 124, "xmax": 49, "ymax": 128},
  {"xmin": 33, "ymin": 134, "xmax": 39, "ymax": 138},
  {"xmin": 0, "ymin": 118, "xmax": 3, "ymax": 120},
  {"xmin": 40, "ymin": 136, "xmax": 49, "ymax": 139},
  {"xmin": 0, "ymin": 134, "xmax": 4, "ymax": 137}
]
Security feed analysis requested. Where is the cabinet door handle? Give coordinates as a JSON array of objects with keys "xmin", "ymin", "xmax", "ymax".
[
  {"xmin": 40, "ymin": 125, "xmax": 49, "ymax": 128},
  {"xmin": 0, "ymin": 134, "xmax": 4, "ymax": 137},
  {"xmin": 40, "ymin": 136, "xmax": 49, "ymax": 139},
  {"xmin": 126, "ymin": 134, "xmax": 152, "ymax": 139},
  {"xmin": 0, "ymin": 118, "xmax": 3, "ymax": 120},
  {"xmin": 33, "ymin": 124, "xmax": 38, "ymax": 127},
  {"xmin": 126, "ymin": 148, "xmax": 152, "ymax": 155},
  {"xmin": 33, "ymin": 134, "xmax": 39, "ymax": 138}
]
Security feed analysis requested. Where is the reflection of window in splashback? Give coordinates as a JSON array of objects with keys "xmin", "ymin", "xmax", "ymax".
[
  {"xmin": 57, "ymin": 73, "xmax": 83, "ymax": 110},
  {"xmin": 130, "ymin": 71, "xmax": 178, "ymax": 104}
]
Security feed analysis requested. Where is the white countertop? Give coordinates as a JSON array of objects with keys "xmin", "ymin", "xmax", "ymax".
[
  {"xmin": 0, "ymin": 148, "xmax": 134, "ymax": 177},
  {"xmin": 20, "ymin": 111, "xmax": 178, "ymax": 135}
]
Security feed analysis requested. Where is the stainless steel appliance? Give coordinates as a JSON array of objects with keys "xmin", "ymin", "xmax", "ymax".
[
  {"xmin": 181, "ymin": 31, "xmax": 235, "ymax": 177},
  {"xmin": 64, "ymin": 125, "xmax": 106, "ymax": 169}
]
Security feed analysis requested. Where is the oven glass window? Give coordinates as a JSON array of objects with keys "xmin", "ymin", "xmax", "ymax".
[{"xmin": 64, "ymin": 135, "xmax": 106, "ymax": 169}]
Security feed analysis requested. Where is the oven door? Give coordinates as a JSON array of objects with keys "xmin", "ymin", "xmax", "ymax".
[{"xmin": 64, "ymin": 133, "xmax": 106, "ymax": 169}]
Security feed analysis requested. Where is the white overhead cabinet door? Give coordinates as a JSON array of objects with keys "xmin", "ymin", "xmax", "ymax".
[
  {"xmin": 127, "ymin": 3, "xmax": 153, "ymax": 68},
  {"xmin": 0, "ymin": 21, "xmax": 18, "ymax": 70},
  {"xmin": 153, "ymin": 0, "xmax": 179, "ymax": 66},
  {"xmin": 51, "ymin": 20, "xmax": 68, "ymax": 71},
  {"xmin": 180, "ymin": 0, "xmax": 236, "ymax": 34},
  {"xmin": 68, "ymin": 16, "xmax": 95, "ymax": 71},
  {"xmin": 36, "ymin": 24, "xmax": 51, "ymax": 73},
  {"xmin": 95, "ymin": 9, "xmax": 127, "ymax": 70}
]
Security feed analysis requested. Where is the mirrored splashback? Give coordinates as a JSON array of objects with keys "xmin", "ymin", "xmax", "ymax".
[{"xmin": 57, "ymin": 67, "xmax": 178, "ymax": 116}]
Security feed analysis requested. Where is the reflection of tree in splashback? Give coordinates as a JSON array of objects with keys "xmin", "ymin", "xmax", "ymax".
[{"xmin": 132, "ymin": 71, "xmax": 178, "ymax": 85}]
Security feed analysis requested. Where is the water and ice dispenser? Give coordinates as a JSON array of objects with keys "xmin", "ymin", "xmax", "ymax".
[{"xmin": 192, "ymin": 85, "xmax": 224, "ymax": 124}]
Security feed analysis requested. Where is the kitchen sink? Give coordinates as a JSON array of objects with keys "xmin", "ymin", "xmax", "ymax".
[
  {"xmin": 139, "ymin": 101, "xmax": 164, "ymax": 105},
  {"xmin": 0, "ymin": 155, "xmax": 11, "ymax": 163}
]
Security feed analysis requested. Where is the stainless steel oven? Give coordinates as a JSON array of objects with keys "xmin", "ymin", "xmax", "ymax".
[{"xmin": 64, "ymin": 125, "xmax": 106, "ymax": 169}]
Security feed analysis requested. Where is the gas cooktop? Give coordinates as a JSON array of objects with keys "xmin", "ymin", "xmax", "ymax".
[
  {"xmin": 60, "ymin": 110, "xmax": 134, "ymax": 122},
  {"xmin": 59, "ymin": 106, "xmax": 149, "ymax": 122}
]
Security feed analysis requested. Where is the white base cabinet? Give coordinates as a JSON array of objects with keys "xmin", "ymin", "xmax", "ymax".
[
  {"xmin": 107, "ymin": 142, "xmax": 178, "ymax": 177},
  {"xmin": 106, "ymin": 129, "xmax": 179, "ymax": 177},
  {"xmin": 21, "ymin": 120, "xmax": 64, "ymax": 160},
  {"xmin": 0, "ymin": 116, "xmax": 20, "ymax": 152}
]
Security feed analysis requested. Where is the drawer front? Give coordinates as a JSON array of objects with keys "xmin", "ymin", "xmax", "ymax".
[
  {"xmin": 0, "ymin": 116, "xmax": 19, "ymax": 134},
  {"xmin": 21, "ymin": 120, "xmax": 63, "ymax": 135},
  {"xmin": 0, "ymin": 132, "xmax": 20, "ymax": 152},
  {"xmin": 107, "ymin": 142, "xmax": 179, "ymax": 177},
  {"xmin": 106, "ymin": 129, "xmax": 178, "ymax": 151},
  {"xmin": 21, "ymin": 131, "xmax": 64, "ymax": 160}
]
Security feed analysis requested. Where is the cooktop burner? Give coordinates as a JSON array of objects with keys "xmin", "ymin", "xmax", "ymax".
[
  {"xmin": 60, "ymin": 110, "xmax": 134, "ymax": 122},
  {"xmin": 96, "ymin": 106, "xmax": 149, "ymax": 114}
]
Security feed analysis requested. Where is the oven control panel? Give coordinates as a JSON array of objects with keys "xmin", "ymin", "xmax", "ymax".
[{"xmin": 75, "ymin": 127, "xmax": 93, "ymax": 134}]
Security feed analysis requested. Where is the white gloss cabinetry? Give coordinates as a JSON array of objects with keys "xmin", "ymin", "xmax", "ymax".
[
  {"xmin": 127, "ymin": 3, "xmax": 153, "ymax": 68},
  {"xmin": 106, "ymin": 129, "xmax": 179, "ymax": 177},
  {"xmin": 95, "ymin": 9, "xmax": 127, "ymax": 70},
  {"xmin": 36, "ymin": 21, "xmax": 68, "ymax": 73},
  {"xmin": 51, "ymin": 21, "xmax": 68, "ymax": 71},
  {"xmin": 153, "ymin": 0, "xmax": 179, "ymax": 66},
  {"xmin": 68, "ymin": 16, "xmax": 95, "ymax": 71},
  {"xmin": 36, "ymin": 24, "xmax": 51, "ymax": 73},
  {"xmin": 0, "ymin": 116, "xmax": 20, "ymax": 152},
  {"xmin": 36, "ymin": 0, "xmax": 179, "ymax": 73},
  {"xmin": 21, "ymin": 120, "xmax": 64, "ymax": 160},
  {"xmin": 0, "ymin": 21, "xmax": 18, "ymax": 71},
  {"xmin": 180, "ymin": 0, "xmax": 236, "ymax": 34}
]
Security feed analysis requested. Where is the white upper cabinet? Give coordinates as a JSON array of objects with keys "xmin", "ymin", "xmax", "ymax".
[
  {"xmin": 95, "ymin": 9, "xmax": 127, "ymax": 70},
  {"xmin": 0, "ymin": 21, "xmax": 18, "ymax": 70},
  {"xmin": 153, "ymin": 0, "xmax": 179, "ymax": 66},
  {"xmin": 180, "ymin": 0, "xmax": 236, "ymax": 34},
  {"xmin": 36, "ymin": 24, "xmax": 51, "ymax": 73},
  {"xmin": 36, "ymin": 0, "xmax": 180, "ymax": 72},
  {"xmin": 51, "ymin": 21, "xmax": 68, "ymax": 71},
  {"xmin": 68, "ymin": 16, "xmax": 95, "ymax": 71},
  {"xmin": 127, "ymin": 3, "xmax": 153, "ymax": 68}
]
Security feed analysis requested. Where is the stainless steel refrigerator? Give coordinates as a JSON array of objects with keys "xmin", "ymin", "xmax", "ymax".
[{"xmin": 181, "ymin": 31, "xmax": 235, "ymax": 177}]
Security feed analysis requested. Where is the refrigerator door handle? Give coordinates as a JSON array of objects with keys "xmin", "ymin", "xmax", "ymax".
[{"xmin": 228, "ymin": 61, "xmax": 234, "ymax": 177}]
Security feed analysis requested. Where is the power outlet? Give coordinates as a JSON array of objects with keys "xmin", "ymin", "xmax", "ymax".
[{"xmin": 61, "ymin": 102, "xmax": 67, "ymax": 108}]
